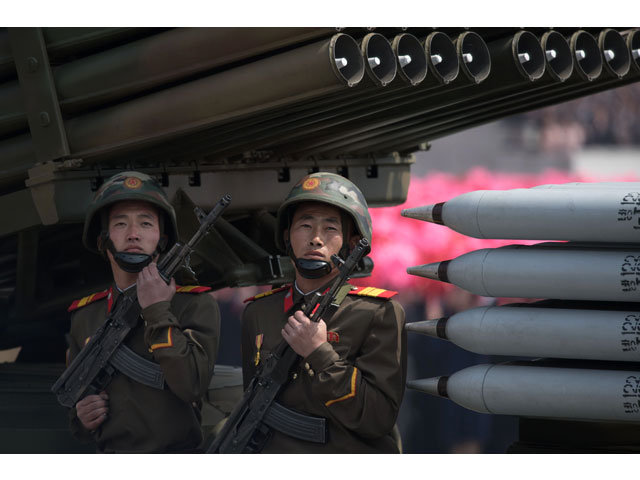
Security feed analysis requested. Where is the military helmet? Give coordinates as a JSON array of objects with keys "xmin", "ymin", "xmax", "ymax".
[
  {"xmin": 275, "ymin": 172, "xmax": 372, "ymax": 252},
  {"xmin": 82, "ymin": 171, "xmax": 178, "ymax": 253}
]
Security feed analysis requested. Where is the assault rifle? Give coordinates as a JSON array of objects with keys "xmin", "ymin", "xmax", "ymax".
[
  {"xmin": 51, "ymin": 194, "xmax": 232, "ymax": 408},
  {"xmin": 207, "ymin": 238, "xmax": 371, "ymax": 453}
]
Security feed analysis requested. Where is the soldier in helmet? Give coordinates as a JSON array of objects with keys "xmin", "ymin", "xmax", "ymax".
[
  {"xmin": 65, "ymin": 171, "xmax": 220, "ymax": 453},
  {"xmin": 241, "ymin": 172, "xmax": 407, "ymax": 453}
]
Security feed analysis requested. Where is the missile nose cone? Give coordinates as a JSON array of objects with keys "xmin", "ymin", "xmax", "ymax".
[
  {"xmin": 407, "ymin": 262, "xmax": 444, "ymax": 281},
  {"xmin": 405, "ymin": 319, "xmax": 442, "ymax": 338},
  {"xmin": 407, "ymin": 376, "xmax": 449, "ymax": 398},
  {"xmin": 401, "ymin": 204, "xmax": 435, "ymax": 222}
]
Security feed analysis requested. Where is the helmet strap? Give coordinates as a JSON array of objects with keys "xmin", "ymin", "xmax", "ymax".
[
  {"xmin": 285, "ymin": 240, "xmax": 332, "ymax": 280},
  {"xmin": 98, "ymin": 231, "xmax": 158, "ymax": 274}
]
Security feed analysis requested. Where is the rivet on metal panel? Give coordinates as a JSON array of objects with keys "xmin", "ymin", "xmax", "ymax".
[
  {"xmin": 26, "ymin": 57, "xmax": 38, "ymax": 73},
  {"xmin": 277, "ymin": 167, "xmax": 290, "ymax": 183},
  {"xmin": 90, "ymin": 176, "xmax": 104, "ymax": 192},
  {"xmin": 189, "ymin": 170, "xmax": 201, "ymax": 186},
  {"xmin": 39, "ymin": 112, "xmax": 50, "ymax": 127}
]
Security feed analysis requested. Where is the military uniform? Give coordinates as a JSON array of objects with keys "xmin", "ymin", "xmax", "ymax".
[
  {"xmin": 241, "ymin": 282, "xmax": 406, "ymax": 453},
  {"xmin": 67, "ymin": 284, "xmax": 220, "ymax": 453}
]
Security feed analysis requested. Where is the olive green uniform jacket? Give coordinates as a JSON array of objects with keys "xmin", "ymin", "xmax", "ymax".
[
  {"xmin": 67, "ymin": 284, "xmax": 220, "ymax": 453},
  {"xmin": 241, "ymin": 282, "xmax": 407, "ymax": 453}
]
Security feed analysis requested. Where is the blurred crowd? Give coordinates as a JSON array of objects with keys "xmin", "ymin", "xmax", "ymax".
[{"xmin": 511, "ymin": 82, "xmax": 640, "ymax": 152}]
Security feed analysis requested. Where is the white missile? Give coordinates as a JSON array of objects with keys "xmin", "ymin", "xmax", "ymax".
[
  {"xmin": 406, "ymin": 306, "xmax": 640, "ymax": 362},
  {"xmin": 407, "ymin": 244, "xmax": 640, "ymax": 302},
  {"xmin": 401, "ymin": 187, "xmax": 640, "ymax": 243},
  {"xmin": 407, "ymin": 363, "xmax": 640, "ymax": 423},
  {"xmin": 531, "ymin": 182, "xmax": 640, "ymax": 189}
]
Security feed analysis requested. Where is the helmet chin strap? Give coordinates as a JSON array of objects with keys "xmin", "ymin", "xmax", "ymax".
[
  {"xmin": 286, "ymin": 238, "xmax": 351, "ymax": 281},
  {"xmin": 286, "ymin": 244, "xmax": 332, "ymax": 280},
  {"xmin": 99, "ymin": 232, "xmax": 166, "ymax": 274}
]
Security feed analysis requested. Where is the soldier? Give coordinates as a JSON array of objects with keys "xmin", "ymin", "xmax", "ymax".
[
  {"xmin": 66, "ymin": 171, "xmax": 220, "ymax": 453},
  {"xmin": 241, "ymin": 172, "xmax": 407, "ymax": 453}
]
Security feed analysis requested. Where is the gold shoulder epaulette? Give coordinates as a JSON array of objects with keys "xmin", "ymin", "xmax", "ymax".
[
  {"xmin": 348, "ymin": 286, "xmax": 398, "ymax": 299},
  {"xmin": 68, "ymin": 289, "xmax": 110, "ymax": 312},
  {"xmin": 244, "ymin": 285, "xmax": 290, "ymax": 303},
  {"xmin": 175, "ymin": 285, "xmax": 212, "ymax": 294}
]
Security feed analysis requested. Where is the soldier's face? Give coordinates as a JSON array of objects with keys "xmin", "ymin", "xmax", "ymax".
[
  {"xmin": 107, "ymin": 200, "xmax": 161, "ymax": 256},
  {"xmin": 287, "ymin": 203, "xmax": 344, "ymax": 264}
]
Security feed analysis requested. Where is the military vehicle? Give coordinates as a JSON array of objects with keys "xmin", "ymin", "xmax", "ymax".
[{"xmin": 0, "ymin": 27, "xmax": 637, "ymax": 452}]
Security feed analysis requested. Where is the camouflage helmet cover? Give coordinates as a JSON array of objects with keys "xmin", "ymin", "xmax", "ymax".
[
  {"xmin": 82, "ymin": 171, "xmax": 178, "ymax": 253},
  {"xmin": 275, "ymin": 172, "xmax": 372, "ymax": 252}
]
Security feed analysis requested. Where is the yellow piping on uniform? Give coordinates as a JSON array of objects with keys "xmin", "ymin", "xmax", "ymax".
[
  {"xmin": 150, "ymin": 326, "xmax": 174, "ymax": 351},
  {"xmin": 325, "ymin": 367, "xmax": 358, "ymax": 407}
]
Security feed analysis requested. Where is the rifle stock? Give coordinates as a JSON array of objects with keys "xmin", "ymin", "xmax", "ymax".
[
  {"xmin": 51, "ymin": 194, "xmax": 231, "ymax": 408},
  {"xmin": 208, "ymin": 238, "xmax": 370, "ymax": 453}
]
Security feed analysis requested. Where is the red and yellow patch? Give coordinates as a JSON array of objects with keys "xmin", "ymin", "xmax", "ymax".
[
  {"xmin": 123, "ymin": 176, "xmax": 143, "ymax": 189},
  {"xmin": 348, "ymin": 286, "xmax": 397, "ymax": 299},
  {"xmin": 327, "ymin": 331, "xmax": 340, "ymax": 343},
  {"xmin": 302, "ymin": 178, "xmax": 320, "ymax": 190},
  {"xmin": 68, "ymin": 289, "xmax": 110, "ymax": 312},
  {"xmin": 244, "ymin": 285, "xmax": 290, "ymax": 303},
  {"xmin": 175, "ymin": 285, "xmax": 212, "ymax": 294}
]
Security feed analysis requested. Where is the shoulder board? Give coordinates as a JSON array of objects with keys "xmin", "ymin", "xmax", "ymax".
[
  {"xmin": 175, "ymin": 285, "xmax": 212, "ymax": 294},
  {"xmin": 68, "ymin": 289, "xmax": 110, "ymax": 312},
  {"xmin": 244, "ymin": 285, "xmax": 290, "ymax": 303},
  {"xmin": 348, "ymin": 286, "xmax": 398, "ymax": 299}
]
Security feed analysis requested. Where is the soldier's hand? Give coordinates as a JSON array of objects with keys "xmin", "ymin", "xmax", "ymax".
[
  {"xmin": 137, "ymin": 262, "xmax": 175, "ymax": 309},
  {"xmin": 282, "ymin": 310, "xmax": 327, "ymax": 358},
  {"xmin": 76, "ymin": 391, "xmax": 109, "ymax": 431}
]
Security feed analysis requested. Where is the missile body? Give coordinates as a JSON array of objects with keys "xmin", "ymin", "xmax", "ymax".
[
  {"xmin": 401, "ymin": 187, "xmax": 640, "ymax": 243},
  {"xmin": 408, "ymin": 363, "xmax": 640, "ymax": 423},
  {"xmin": 407, "ymin": 244, "xmax": 640, "ymax": 302},
  {"xmin": 406, "ymin": 306, "xmax": 640, "ymax": 362}
]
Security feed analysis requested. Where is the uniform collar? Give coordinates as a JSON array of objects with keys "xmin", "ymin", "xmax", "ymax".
[{"xmin": 286, "ymin": 279, "xmax": 336, "ymax": 314}]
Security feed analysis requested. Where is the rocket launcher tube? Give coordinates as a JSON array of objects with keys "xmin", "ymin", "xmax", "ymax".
[
  {"xmin": 569, "ymin": 30, "xmax": 602, "ymax": 81},
  {"xmin": 406, "ymin": 306, "xmax": 640, "ymax": 362},
  {"xmin": 360, "ymin": 33, "xmax": 397, "ymax": 86},
  {"xmin": 598, "ymin": 29, "xmax": 630, "ymax": 79},
  {"xmin": 455, "ymin": 31, "xmax": 491, "ymax": 83},
  {"xmin": 541, "ymin": 30, "xmax": 573, "ymax": 82},
  {"xmin": 626, "ymin": 29, "xmax": 640, "ymax": 73},
  {"xmin": 391, "ymin": 33, "xmax": 427, "ymax": 86},
  {"xmin": 408, "ymin": 363, "xmax": 640, "ymax": 423},
  {"xmin": 64, "ymin": 34, "xmax": 365, "ymax": 156},
  {"xmin": 407, "ymin": 244, "xmax": 640, "ymax": 302},
  {"xmin": 401, "ymin": 187, "xmax": 640, "ymax": 243}
]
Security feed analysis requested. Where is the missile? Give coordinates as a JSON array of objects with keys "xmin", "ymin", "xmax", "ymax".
[
  {"xmin": 401, "ymin": 187, "xmax": 640, "ymax": 243},
  {"xmin": 532, "ymin": 182, "xmax": 640, "ymax": 189},
  {"xmin": 407, "ymin": 243, "xmax": 640, "ymax": 302},
  {"xmin": 406, "ymin": 305, "xmax": 640, "ymax": 362},
  {"xmin": 407, "ymin": 363, "xmax": 640, "ymax": 423}
]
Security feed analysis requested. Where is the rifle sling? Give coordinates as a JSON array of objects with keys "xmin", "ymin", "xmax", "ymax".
[
  {"xmin": 262, "ymin": 401, "xmax": 327, "ymax": 444},
  {"xmin": 109, "ymin": 344, "xmax": 166, "ymax": 390}
]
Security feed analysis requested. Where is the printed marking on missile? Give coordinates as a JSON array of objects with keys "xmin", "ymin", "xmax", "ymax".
[
  {"xmin": 621, "ymin": 314, "xmax": 640, "ymax": 353},
  {"xmin": 617, "ymin": 192, "xmax": 640, "ymax": 230},
  {"xmin": 620, "ymin": 255, "xmax": 640, "ymax": 292}
]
